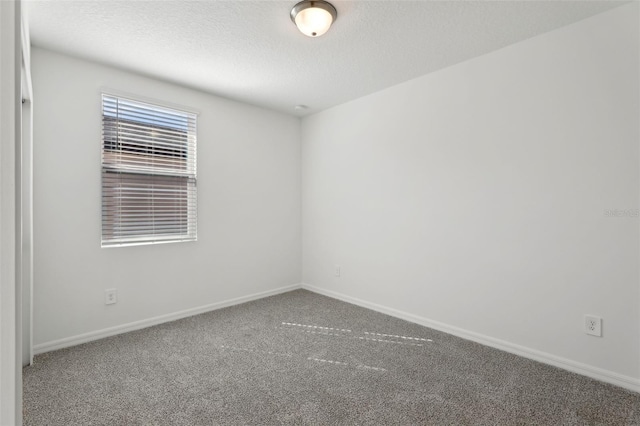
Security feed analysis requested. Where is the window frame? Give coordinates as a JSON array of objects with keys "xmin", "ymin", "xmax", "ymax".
[{"xmin": 100, "ymin": 91, "xmax": 198, "ymax": 248}]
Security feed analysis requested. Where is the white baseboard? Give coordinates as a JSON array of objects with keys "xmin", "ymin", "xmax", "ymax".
[
  {"xmin": 34, "ymin": 283, "xmax": 302, "ymax": 355},
  {"xmin": 33, "ymin": 282, "xmax": 640, "ymax": 393},
  {"xmin": 301, "ymin": 283, "xmax": 640, "ymax": 393}
]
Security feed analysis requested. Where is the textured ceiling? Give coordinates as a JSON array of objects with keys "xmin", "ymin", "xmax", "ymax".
[{"xmin": 26, "ymin": 0, "xmax": 626, "ymax": 116}]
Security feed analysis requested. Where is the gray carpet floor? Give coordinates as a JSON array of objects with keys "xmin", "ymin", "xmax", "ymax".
[{"xmin": 23, "ymin": 289, "xmax": 640, "ymax": 425}]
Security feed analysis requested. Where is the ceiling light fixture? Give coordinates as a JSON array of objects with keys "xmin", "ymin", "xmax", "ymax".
[{"xmin": 290, "ymin": 0, "xmax": 337, "ymax": 38}]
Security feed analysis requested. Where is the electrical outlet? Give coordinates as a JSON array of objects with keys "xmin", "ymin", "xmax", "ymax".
[
  {"xmin": 584, "ymin": 315, "xmax": 602, "ymax": 337},
  {"xmin": 105, "ymin": 288, "xmax": 117, "ymax": 305},
  {"xmin": 335, "ymin": 265, "xmax": 341, "ymax": 277}
]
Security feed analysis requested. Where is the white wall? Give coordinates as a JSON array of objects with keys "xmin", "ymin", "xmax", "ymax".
[
  {"xmin": 32, "ymin": 48, "xmax": 301, "ymax": 348},
  {"xmin": 0, "ymin": 0, "xmax": 21, "ymax": 423},
  {"xmin": 302, "ymin": 3, "xmax": 640, "ymax": 387}
]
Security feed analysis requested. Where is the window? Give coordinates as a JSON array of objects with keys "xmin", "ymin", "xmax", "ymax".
[{"xmin": 101, "ymin": 94, "xmax": 197, "ymax": 247}]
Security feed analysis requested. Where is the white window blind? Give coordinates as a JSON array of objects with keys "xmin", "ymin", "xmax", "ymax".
[{"xmin": 101, "ymin": 94, "xmax": 197, "ymax": 247}]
